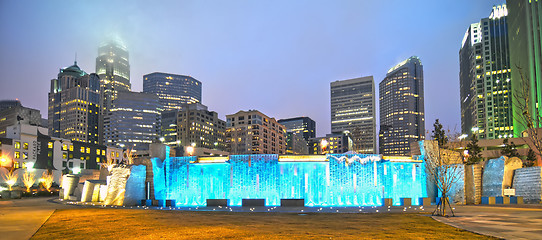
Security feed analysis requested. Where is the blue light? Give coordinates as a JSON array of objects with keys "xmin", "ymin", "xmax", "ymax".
[{"xmin": 152, "ymin": 154, "xmax": 427, "ymax": 207}]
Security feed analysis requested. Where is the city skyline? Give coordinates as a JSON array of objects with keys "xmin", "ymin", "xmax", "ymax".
[{"xmin": 0, "ymin": 0, "xmax": 504, "ymax": 137}]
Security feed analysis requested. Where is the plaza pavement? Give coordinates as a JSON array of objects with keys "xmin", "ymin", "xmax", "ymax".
[
  {"xmin": 433, "ymin": 205, "xmax": 542, "ymax": 240},
  {"xmin": 0, "ymin": 197, "xmax": 79, "ymax": 240},
  {"xmin": 1, "ymin": 197, "xmax": 542, "ymax": 239}
]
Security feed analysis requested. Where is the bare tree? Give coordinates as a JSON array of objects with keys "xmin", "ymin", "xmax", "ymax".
[
  {"xmin": 423, "ymin": 119, "xmax": 464, "ymax": 217},
  {"xmin": 22, "ymin": 170, "xmax": 35, "ymax": 192},
  {"xmin": 513, "ymin": 66, "xmax": 542, "ymax": 164}
]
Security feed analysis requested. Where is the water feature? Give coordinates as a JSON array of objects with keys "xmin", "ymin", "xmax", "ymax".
[{"xmin": 152, "ymin": 154, "xmax": 427, "ymax": 207}]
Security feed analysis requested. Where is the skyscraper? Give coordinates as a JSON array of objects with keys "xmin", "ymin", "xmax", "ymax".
[
  {"xmin": 0, "ymin": 100, "xmax": 21, "ymax": 111},
  {"xmin": 460, "ymin": 4, "xmax": 512, "ymax": 140},
  {"xmin": 176, "ymin": 103, "xmax": 226, "ymax": 151},
  {"xmin": 143, "ymin": 72, "xmax": 202, "ymax": 112},
  {"xmin": 226, "ymin": 110, "xmax": 286, "ymax": 155},
  {"xmin": 103, "ymin": 91, "xmax": 162, "ymax": 153},
  {"xmin": 379, "ymin": 56, "xmax": 425, "ymax": 156},
  {"xmin": 277, "ymin": 117, "xmax": 316, "ymax": 141},
  {"xmin": 507, "ymin": 0, "xmax": 542, "ymax": 135},
  {"xmin": 330, "ymin": 76, "xmax": 376, "ymax": 153},
  {"xmin": 48, "ymin": 62, "xmax": 101, "ymax": 144},
  {"xmin": 96, "ymin": 41, "xmax": 131, "ymax": 113},
  {"xmin": 278, "ymin": 117, "xmax": 315, "ymax": 155},
  {"xmin": 0, "ymin": 104, "xmax": 43, "ymax": 137}
]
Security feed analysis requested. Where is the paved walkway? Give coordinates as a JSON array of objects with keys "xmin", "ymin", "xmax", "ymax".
[
  {"xmin": 0, "ymin": 197, "xmax": 77, "ymax": 240},
  {"xmin": 433, "ymin": 205, "xmax": 542, "ymax": 240}
]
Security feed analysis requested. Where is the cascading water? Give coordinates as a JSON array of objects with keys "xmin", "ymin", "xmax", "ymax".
[{"xmin": 152, "ymin": 154, "xmax": 427, "ymax": 207}]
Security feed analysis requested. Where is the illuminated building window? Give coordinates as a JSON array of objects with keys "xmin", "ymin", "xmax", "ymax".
[
  {"xmin": 23, "ymin": 142, "xmax": 28, "ymax": 150},
  {"xmin": 48, "ymin": 142, "xmax": 53, "ymax": 149},
  {"xmin": 14, "ymin": 151, "xmax": 20, "ymax": 159},
  {"xmin": 62, "ymin": 144, "xmax": 68, "ymax": 150},
  {"xmin": 15, "ymin": 141, "xmax": 20, "ymax": 149}
]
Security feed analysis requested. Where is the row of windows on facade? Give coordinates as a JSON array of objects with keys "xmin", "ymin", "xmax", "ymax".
[{"xmin": 183, "ymin": 117, "xmax": 225, "ymax": 127}]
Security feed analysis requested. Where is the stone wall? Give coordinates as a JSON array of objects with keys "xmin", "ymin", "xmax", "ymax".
[
  {"xmin": 512, "ymin": 167, "xmax": 542, "ymax": 203},
  {"xmin": 473, "ymin": 164, "xmax": 483, "ymax": 204},
  {"xmin": 464, "ymin": 165, "xmax": 475, "ymax": 204}
]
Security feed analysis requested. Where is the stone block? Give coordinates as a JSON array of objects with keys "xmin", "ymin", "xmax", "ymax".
[
  {"xmin": 0, "ymin": 190, "xmax": 10, "ymax": 199},
  {"xmin": 382, "ymin": 198, "xmax": 393, "ymax": 206},
  {"xmin": 512, "ymin": 167, "xmax": 542, "ymax": 203},
  {"xmin": 447, "ymin": 164, "xmax": 465, "ymax": 204},
  {"xmin": 104, "ymin": 167, "xmax": 131, "ymax": 206},
  {"xmin": 207, "ymin": 199, "xmax": 229, "ymax": 207},
  {"xmin": 418, "ymin": 197, "xmax": 431, "ymax": 206},
  {"xmin": 242, "ymin": 199, "xmax": 265, "ymax": 207},
  {"xmin": 473, "ymin": 164, "xmax": 483, "ymax": 204},
  {"xmin": 62, "ymin": 175, "xmax": 80, "ymax": 200},
  {"xmin": 503, "ymin": 157, "xmax": 523, "ymax": 190},
  {"xmin": 91, "ymin": 183, "xmax": 103, "ymax": 202},
  {"xmin": 72, "ymin": 183, "xmax": 84, "ymax": 201},
  {"xmin": 124, "ymin": 165, "xmax": 146, "ymax": 206},
  {"xmin": 9, "ymin": 190, "xmax": 22, "ymax": 199},
  {"xmin": 166, "ymin": 199, "xmax": 175, "ymax": 207},
  {"xmin": 99, "ymin": 185, "xmax": 108, "ymax": 202},
  {"xmin": 483, "ymin": 157, "xmax": 505, "ymax": 197},
  {"xmin": 496, "ymin": 196, "xmax": 510, "ymax": 204},
  {"xmin": 400, "ymin": 198, "xmax": 411, "ymax": 206},
  {"xmin": 81, "ymin": 181, "xmax": 96, "ymax": 202},
  {"xmin": 464, "ymin": 164, "xmax": 475, "ymax": 204},
  {"xmin": 280, "ymin": 199, "xmax": 304, "ymax": 207},
  {"xmin": 481, "ymin": 196, "xmax": 495, "ymax": 204}
]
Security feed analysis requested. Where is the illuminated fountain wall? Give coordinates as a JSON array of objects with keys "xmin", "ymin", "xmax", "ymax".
[{"xmin": 152, "ymin": 154, "xmax": 427, "ymax": 206}]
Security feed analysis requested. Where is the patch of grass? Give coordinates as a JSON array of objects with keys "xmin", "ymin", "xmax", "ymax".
[{"xmin": 32, "ymin": 209, "xmax": 494, "ymax": 239}]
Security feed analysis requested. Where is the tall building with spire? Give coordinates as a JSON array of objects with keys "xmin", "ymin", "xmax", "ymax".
[
  {"xmin": 96, "ymin": 40, "xmax": 131, "ymax": 114},
  {"xmin": 460, "ymin": 4, "xmax": 512, "ymax": 140},
  {"xmin": 48, "ymin": 62, "xmax": 101, "ymax": 144},
  {"xmin": 379, "ymin": 56, "xmax": 425, "ymax": 156}
]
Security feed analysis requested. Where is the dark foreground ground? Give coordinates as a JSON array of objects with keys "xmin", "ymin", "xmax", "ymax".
[{"xmin": 31, "ymin": 208, "xmax": 492, "ymax": 239}]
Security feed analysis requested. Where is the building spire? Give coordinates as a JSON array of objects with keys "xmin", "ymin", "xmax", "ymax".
[{"xmin": 74, "ymin": 52, "xmax": 77, "ymax": 65}]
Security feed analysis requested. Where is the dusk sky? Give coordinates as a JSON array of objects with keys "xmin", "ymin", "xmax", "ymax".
[{"xmin": 0, "ymin": 0, "xmax": 504, "ymax": 137}]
